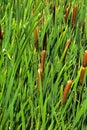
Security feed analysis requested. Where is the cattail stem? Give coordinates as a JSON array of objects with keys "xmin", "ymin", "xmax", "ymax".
[
  {"xmin": 64, "ymin": 7, "xmax": 70, "ymax": 22},
  {"xmin": 80, "ymin": 67, "xmax": 86, "ymax": 84},
  {"xmin": 83, "ymin": 50, "xmax": 87, "ymax": 67},
  {"xmin": 72, "ymin": 4, "xmax": 77, "ymax": 27},
  {"xmin": 37, "ymin": 68, "xmax": 43, "ymax": 91},
  {"xmin": 62, "ymin": 80, "xmax": 73, "ymax": 105}
]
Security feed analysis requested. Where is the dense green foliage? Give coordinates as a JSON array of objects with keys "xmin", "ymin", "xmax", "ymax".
[{"xmin": 0, "ymin": 0, "xmax": 87, "ymax": 129}]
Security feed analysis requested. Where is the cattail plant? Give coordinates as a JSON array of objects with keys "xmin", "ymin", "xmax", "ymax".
[
  {"xmin": 83, "ymin": 50, "xmax": 87, "ymax": 67},
  {"xmin": 80, "ymin": 67, "xmax": 86, "ymax": 84},
  {"xmin": 72, "ymin": 4, "xmax": 77, "ymax": 27},
  {"xmin": 62, "ymin": 39, "xmax": 71, "ymax": 61},
  {"xmin": 64, "ymin": 7, "xmax": 70, "ymax": 22},
  {"xmin": 65, "ymin": 39, "xmax": 71, "ymax": 48},
  {"xmin": 34, "ymin": 26, "xmax": 39, "ymax": 52},
  {"xmin": 62, "ymin": 80, "xmax": 73, "ymax": 105},
  {"xmin": 37, "ymin": 68, "xmax": 43, "ymax": 91},
  {"xmin": 37, "ymin": 50, "xmax": 46, "ymax": 90},
  {"xmin": 40, "ymin": 50, "xmax": 46, "ymax": 71}
]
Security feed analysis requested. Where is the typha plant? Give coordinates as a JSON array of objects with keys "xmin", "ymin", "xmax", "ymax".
[
  {"xmin": 83, "ymin": 50, "xmax": 87, "ymax": 67},
  {"xmin": 64, "ymin": 39, "xmax": 71, "ymax": 48},
  {"xmin": 80, "ymin": 67, "xmax": 86, "ymax": 84},
  {"xmin": 37, "ymin": 68, "xmax": 43, "ymax": 91},
  {"xmin": 40, "ymin": 50, "xmax": 46, "ymax": 71},
  {"xmin": 62, "ymin": 80, "xmax": 73, "ymax": 105},
  {"xmin": 62, "ymin": 39, "xmax": 71, "ymax": 61},
  {"xmin": 64, "ymin": 7, "xmax": 70, "ymax": 22},
  {"xmin": 72, "ymin": 4, "xmax": 77, "ymax": 27},
  {"xmin": 37, "ymin": 50, "xmax": 46, "ymax": 90}
]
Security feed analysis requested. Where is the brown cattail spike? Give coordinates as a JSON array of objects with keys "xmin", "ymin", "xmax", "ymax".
[
  {"xmin": 83, "ymin": 50, "xmax": 87, "ymax": 67},
  {"xmin": 40, "ymin": 50, "xmax": 46, "ymax": 71},
  {"xmin": 64, "ymin": 7, "xmax": 70, "ymax": 22},
  {"xmin": 80, "ymin": 67, "xmax": 86, "ymax": 84},
  {"xmin": 65, "ymin": 39, "xmax": 71, "ymax": 48},
  {"xmin": 37, "ymin": 50, "xmax": 46, "ymax": 91},
  {"xmin": 34, "ymin": 26, "xmax": 39, "ymax": 51},
  {"xmin": 62, "ymin": 80, "xmax": 73, "ymax": 105},
  {"xmin": 72, "ymin": 4, "xmax": 77, "ymax": 27}
]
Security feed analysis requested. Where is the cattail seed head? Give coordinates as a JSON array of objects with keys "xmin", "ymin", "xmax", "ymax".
[
  {"xmin": 80, "ymin": 67, "xmax": 86, "ymax": 84},
  {"xmin": 72, "ymin": 4, "xmax": 77, "ymax": 27},
  {"xmin": 40, "ymin": 50, "xmax": 46, "ymax": 71},
  {"xmin": 83, "ymin": 50, "xmax": 87, "ymax": 67},
  {"xmin": 62, "ymin": 80, "xmax": 73, "ymax": 105},
  {"xmin": 65, "ymin": 39, "xmax": 71, "ymax": 49},
  {"xmin": 64, "ymin": 7, "xmax": 70, "ymax": 22}
]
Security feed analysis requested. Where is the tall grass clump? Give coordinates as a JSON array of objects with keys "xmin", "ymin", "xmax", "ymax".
[{"xmin": 0, "ymin": 0, "xmax": 87, "ymax": 130}]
